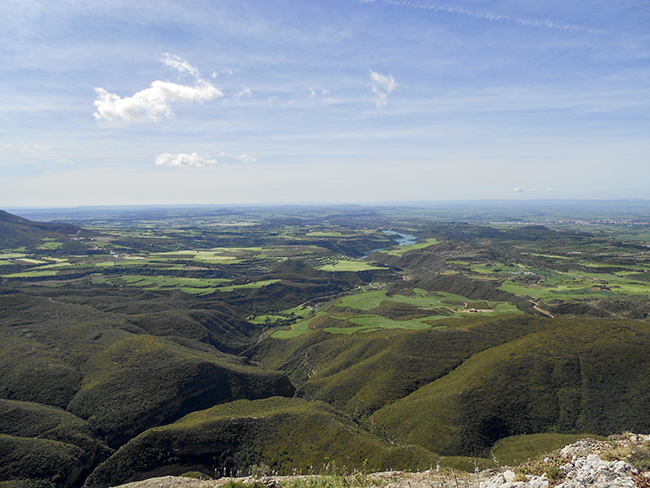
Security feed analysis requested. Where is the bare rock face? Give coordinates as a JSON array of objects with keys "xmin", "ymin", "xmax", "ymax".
[
  {"xmin": 556, "ymin": 454, "xmax": 636, "ymax": 488},
  {"xmin": 479, "ymin": 471, "xmax": 549, "ymax": 488},
  {"xmin": 111, "ymin": 477, "xmax": 215, "ymax": 488},
  {"xmin": 552, "ymin": 434, "xmax": 650, "ymax": 488},
  {"xmin": 558, "ymin": 438, "xmax": 611, "ymax": 458}
]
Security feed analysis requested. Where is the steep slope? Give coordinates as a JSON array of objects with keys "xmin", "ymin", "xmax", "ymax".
[
  {"xmin": 0, "ymin": 292, "xmax": 295, "ymax": 485},
  {"xmin": 0, "ymin": 210, "xmax": 81, "ymax": 248},
  {"xmin": 0, "ymin": 400, "xmax": 112, "ymax": 487},
  {"xmin": 66, "ymin": 334, "xmax": 295, "ymax": 447},
  {"xmin": 125, "ymin": 308, "xmax": 261, "ymax": 355},
  {"xmin": 371, "ymin": 317, "xmax": 650, "ymax": 456},
  {"xmin": 252, "ymin": 316, "xmax": 550, "ymax": 417},
  {"xmin": 84, "ymin": 397, "xmax": 442, "ymax": 488}
]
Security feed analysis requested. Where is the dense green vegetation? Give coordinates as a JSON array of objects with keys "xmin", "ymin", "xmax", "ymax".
[
  {"xmin": 2, "ymin": 203, "xmax": 650, "ymax": 486},
  {"xmin": 0, "ymin": 400, "xmax": 112, "ymax": 486},
  {"xmin": 84, "ymin": 397, "xmax": 451, "ymax": 487},
  {"xmin": 371, "ymin": 317, "xmax": 650, "ymax": 456},
  {"xmin": 255, "ymin": 316, "xmax": 550, "ymax": 418}
]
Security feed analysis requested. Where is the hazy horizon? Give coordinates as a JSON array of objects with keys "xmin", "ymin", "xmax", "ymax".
[{"xmin": 6, "ymin": 197, "xmax": 650, "ymax": 211}]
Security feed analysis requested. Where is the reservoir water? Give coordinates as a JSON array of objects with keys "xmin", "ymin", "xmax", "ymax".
[
  {"xmin": 360, "ymin": 230, "xmax": 417, "ymax": 260},
  {"xmin": 383, "ymin": 230, "xmax": 417, "ymax": 246}
]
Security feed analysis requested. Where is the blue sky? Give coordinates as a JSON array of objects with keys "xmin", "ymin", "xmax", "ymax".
[{"xmin": 1, "ymin": 0, "xmax": 648, "ymax": 206}]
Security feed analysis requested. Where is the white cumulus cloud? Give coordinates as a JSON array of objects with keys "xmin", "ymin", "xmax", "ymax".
[
  {"xmin": 155, "ymin": 152, "xmax": 257, "ymax": 167},
  {"xmin": 369, "ymin": 69, "xmax": 397, "ymax": 108},
  {"xmin": 94, "ymin": 55, "xmax": 222, "ymax": 122},
  {"xmin": 155, "ymin": 153, "xmax": 218, "ymax": 167}
]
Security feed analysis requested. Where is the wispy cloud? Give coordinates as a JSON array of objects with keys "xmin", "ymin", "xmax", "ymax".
[
  {"xmin": 231, "ymin": 87, "xmax": 252, "ymax": 100},
  {"xmin": 220, "ymin": 152, "xmax": 257, "ymax": 163},
  {"xmin": 161, "ymin": 53, "xmax": 201, "ymax": 78},
  {"xmin": 362, "ymin": 0, "xmax": 600, "ymax": 34},
  {"xmin": 2, "ymin": 143, "xmax": 50, "ymax": 152},
  {"xmin": 94, "ymin": 55, "xmax": 222, "ymax": 122},
  {"xmin": 513, "ymin": 187, "xmax": 553, "ymax": 193},
  {"xmin": 308, "ymin": 87, "xmax": 334, "ymax": 101},
  {"xmin": 211, "ymin": 68, "xmax": 234, "ymax": 79},
  {"xmin": 155, "ymin": 152, "xmax": 257, "ymax": 167},
  {"xmin": 369, "ymin": 69, "xmax": 397, "ymax": 108}
]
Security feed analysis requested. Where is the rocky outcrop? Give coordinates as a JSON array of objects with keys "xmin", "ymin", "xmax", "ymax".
[
  {"xmin": 480, "ymin": 469, "xmax": 549, "ymax": 488},
  {"xmin": 556, "ymin": 454, "xmax": 636, "ymax": 488},
  {"xmin": 108, "ymin": 434, "xmax": 650, "ymax": 488}
]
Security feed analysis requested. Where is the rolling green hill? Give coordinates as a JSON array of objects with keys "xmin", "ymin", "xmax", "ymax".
[
  {"xmin": 84, "ymin": 397, "xmax": 449, "ymax": 488},
  {"xmin": 0, "ymin": 400, "xmax": 111, "ymax": 487},
  {"xmin": 371, "ymin": 317, "xmax": 650, "ymax": 457},
  {"xmin": 0, "ymin": 290, "xmax": 295, "ymax": 485},
  {"xmin": 0, "ymin": 210, "xmax": 82, "ymax": 249},
  {"xmin": 252, "ymin": 316, "xmax": 549, "ymax": 417},
  {"xmin": 66, "ymin": 334, "xmax": 295, "ymax": 447},
  {"xmin": 252, "ymin": 314, "xmax": 650, "ymax": 461}
]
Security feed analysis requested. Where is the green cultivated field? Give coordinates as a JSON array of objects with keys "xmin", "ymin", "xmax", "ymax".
[
  {"xmin": 37, "ymin": 241, "xmax": 64, "ymax": 250},
  {"xmin": 249, "ymin": 306, "xmax": 312, "ymax": 326},
  {"xmin": 90, "ymin": 275, "xmax": 280, "ymax": 294},
  {"xmin": 154, "ymin": 250, "xmax": 242, "ymax": 264},
  {"xmin": 305, "ymin": 231, "xmax": 343, "ymax": 237},
  {"xmin": 0, "ymin": 253, "xmax": 28, "ymax": 259},
  {"xmin": 272, "ymin": 288, "xmax": 521, "ymax": 338},
  {"xmin": 343, "ymin": 315, "xmax": 438, "ymax": 332},
  {"xmin": 3, "ymin": 269, "xmax": 60, "ymax": 278},
  {"xmin": 337, "ymin": 289, "xmax": 389, "ymax": 310},
  {"xmin": 270, "ymin": 318, "xmax": 314, "ymax": 339},
  {"xmin": 450, "ymin": 248, "xmax": 650, "ymax": 301},
  {"xmin": 381, "ymin": 238, "xmax": 440, "ymax": 256},
  {"xmin": 308, "ymin": 255, "xmax": 388, "ymax": 272},
  {"xmin": 320, "ymin": 261, "xmax": 386, "ymax": 272},
  {"xmin": 92, "ymin": 275, "xmax": 231, "ymax": 290},
  {"xmin": 217, "ymin": 279, "xmax": 281, "ymax": 292},
  {"xmin": 15, "ymin": 258, "xmax": 49, "ymax": 264},
  {"xmin": 498, "ymin": 268, "xmax": 650, "ymax": 300}
]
